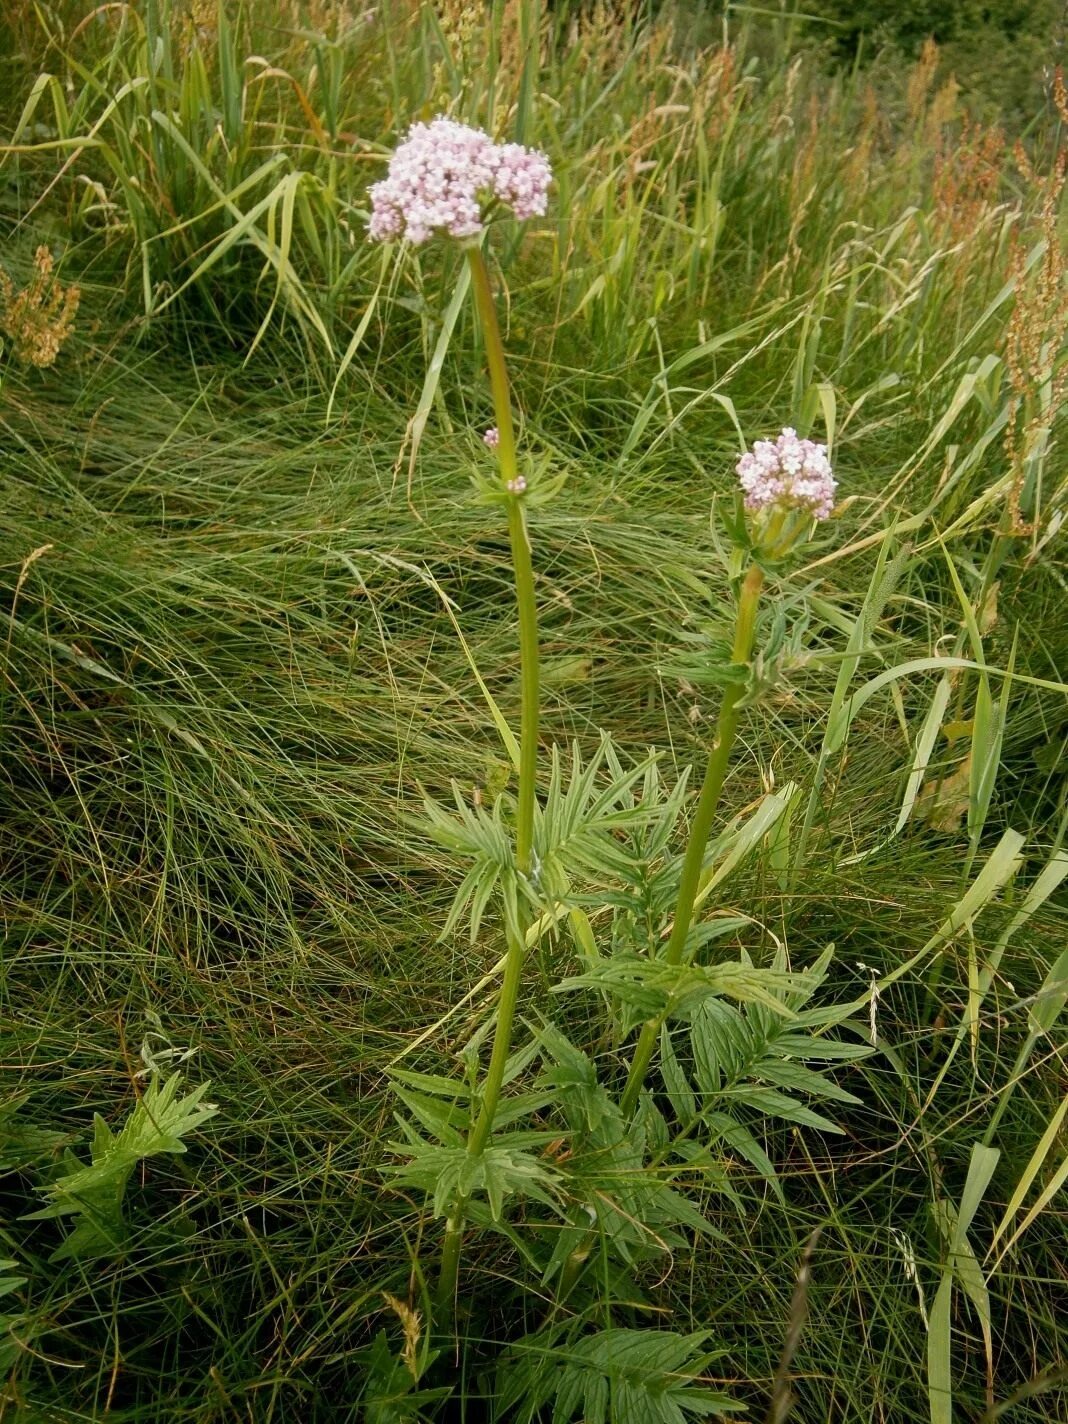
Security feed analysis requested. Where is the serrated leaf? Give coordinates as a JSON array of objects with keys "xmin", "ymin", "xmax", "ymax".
[
  {"xmin": 502, "ymin": 1327, "xmax": 744, "ymax": 1424},
  {"xmin": 660, "ymin": 1026, "xmax": 697, "ymax": 1123},
  {"xmin": 634, "ymin": 1091, "xmax": 670, "ymax": 1155},
  {"xmin": 534, "ymin": 738, "xmax": 654, "ymax": 899},
  {"xmin": 768, "ymin": 1033, "xmax": 873, "ymax": 1061},
  {"xmin": 754, "ymin": 1058, "xmax": 862, "ymax": 1106},
  {"xmin": 721, "ymin": 1086, "xmax": 843, "ymax": 1134},
  {"xmin": 390, "ymin": 1088, "xmax": 466, "ymax": 1146},
  {"xmin": 423, "ymin": 788, "xmax": 528, "ymax": 944},
  {"xmin": 690, "ymin": 998, "xmax": 750, "ymax": 1089},
  {"xmin": 535, "ymin": 1024, "xmax": 624, "ymax": 1145},
  {"xmin": 702, "ymin": 1110, "xmax": 784, "ymax": 1204},
  {"xmin": 555, "ymin": 955, "xmax": 809, "ymax": 1027},
  {"xmin": 26, "ymin": 1074, "xmax": 217, "ymax": 1262},
  {"xmin": 386, "ymin": 1136, "xmax": 563, "ymax": 1220},
  {"xmin": 388, "ymin": 1069, "xmax": 471, "ymax": 1100}
]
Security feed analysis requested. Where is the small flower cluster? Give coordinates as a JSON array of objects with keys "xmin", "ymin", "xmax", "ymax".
[
  {"xmin": 368, "ymin": 117, "xmax": 552, "ymax": 245},
  {"xmin": 736, "ymin": 428, "xmax": 836, "ymax": 521},
  {"xmin": 483, "ymin": 426, "xmax": 500, "ymax": 448},
  {"xmin": 0, "ymin": 246, "xmax": 80, "ymax": 369}
]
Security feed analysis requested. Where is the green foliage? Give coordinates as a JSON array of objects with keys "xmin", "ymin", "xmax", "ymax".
[
  {"xmin": 661, "ymin": 970, "xmax": 872, "ymax": 1190},
  {"xmin": 1, "ymin": 0, "xmax": 1067, "ymax": 1419},
  {"xmin": 388, "ymin": 1136, "xmax": 564, "ymax": 1222},
  {"xmin": 0, "ymin": 1257, "xmax": 34, "ymax": 1375},
  {"xmin": 359, "ymin": 1328, "xmax": 449, "ymax": 1424},
  {"xmin": 496, "ymin": 1327, "xmax": 744, "ymax": 1423},
  {"xmin": 807, "ymin": 0, "xmax": 1059, "ymax": 51},
  {"xmin": 422, "ymin": 736, "xmax": 656, "ymax": 943},
  {"xmin": 423, "ymin": 785, "xmax": 528, "ymax": 943},
  {"xmin": 803, "ymin": 0, "xmax": 1064, "ymax": 119},
  {"xmin": 0, "ymin": 1095, "xmax": 66, "ymax": 1173},
  {"xmin": 0, "ymin": 1098, "xmax": 62, "ymax": 1373},
  {"xmin": 3, "ymin": 0, "xmax": 380, "ymax": 352},
  {"xmin": 26, "ymin": 1073, "xmax": 218, "ymax": 1261},
  {"xmin": 534, "ymin": 1025, "xmax": 732, "ymax": 1283},
  {"xmin": 927, "ymin": 1142, "xmax": 1000, "ymax": 1424},
  {"xmin": 534, "ymin": 738, "xmax": 656, "ymax": 896},
  {"xmin": 556, "ymin": 953, "xmax": 812, "ymax": 1028}
]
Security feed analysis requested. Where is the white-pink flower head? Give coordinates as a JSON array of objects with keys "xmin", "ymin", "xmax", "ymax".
[
  {"xmin": 735, "ymin": 428, "xmax": 837, "ymax": 521},
  {"xmin": 483, "ymin": 426, "xmax": 500, "ymax": 448},
  {"xmin": 367, "ymin": 117, "xmax": 552, "ymax": 245}
]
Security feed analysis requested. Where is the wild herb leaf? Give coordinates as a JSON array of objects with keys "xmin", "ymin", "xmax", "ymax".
[
  {"xmin": 0, "ymin": 1258, "xmax": 35, "ymax": 1375},
  {"xmin": 386, "ymin": 1135, "xmax": 564, "ymax": 1220},
  {"xmin": 26, "ymin": 1075, "xmax": 218, "ymax": 1262},
  {"xmin": 0, "ymin": 1096, "xmax": 67, "ymax": 1174},
  {"xmin": 555, "ymin": 955, "xmax": 810, "ymax": 1031},
  {"xmin": 497, "ymin": 1327, "xmax": 744, "ymax": 1423},
  {"xmin": 422, "ymin": 788, "xmax": 526, "ymax": 943}
]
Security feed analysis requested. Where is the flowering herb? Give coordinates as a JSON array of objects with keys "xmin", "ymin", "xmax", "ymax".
[
  {"xmin": 620, "ymin": 435, "xmax": 838, "ymax": 1112},
  {"xmin": 366, "ymin": 117, "xmax": 854, "ymax": 1371},
  {"xmin": 737, "ymin": 427, "xmax": 837, "ymax": 521},
  {"xmin": 367, "ymin": 113, "xmax": 553, "ymax": 1321},
  {"xmin": 367, "ymin": 117, "xmax": 551, "ymax": 245}
]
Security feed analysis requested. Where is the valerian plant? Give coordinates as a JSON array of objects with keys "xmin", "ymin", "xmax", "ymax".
[{"xmin": 365, "ymin": 116, "xmax": 870, "ymax": 1417}]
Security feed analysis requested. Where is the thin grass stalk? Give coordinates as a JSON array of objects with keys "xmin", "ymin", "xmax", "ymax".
[
  {"xmin": 435, "ymin": 241, "xmax": 540, "ymax": 1321},
  {"xmin": 619, "ymin": 562, "xmax": 764, "ymax": 1118}
]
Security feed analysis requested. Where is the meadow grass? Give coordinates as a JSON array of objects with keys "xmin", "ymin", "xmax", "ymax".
[{"xmin": 2, "ymin": 2, "xmax": 1067, "ymax": 1420}]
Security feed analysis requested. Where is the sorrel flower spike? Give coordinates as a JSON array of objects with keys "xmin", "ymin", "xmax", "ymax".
[{"xmin": 367, "ymin": 117, "xmax": 552, "ymax": 245}]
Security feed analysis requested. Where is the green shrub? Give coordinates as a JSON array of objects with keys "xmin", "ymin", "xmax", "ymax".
[
  {"xmin": 807, "ymin": 0, "xmax": 1058, "ymax": 50},
  {"xmin": 803, "ymin": 0, "xmax": 1065, "ymax": 120}
]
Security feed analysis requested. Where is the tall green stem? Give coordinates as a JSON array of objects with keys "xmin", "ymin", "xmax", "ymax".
[
  {"xmin": 619, "ymin": 563, "xmax": 764, "ymax": 1118},
  {"xmin": 436, "ymin": 243, "xmax": 540, "ymax": 1319}
]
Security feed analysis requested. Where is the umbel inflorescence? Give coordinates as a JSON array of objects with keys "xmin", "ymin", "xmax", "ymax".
[
  {"xmin": 736, "ymin": 427, "xmax": 837, "ymax": 521},
  {"xmin": 367, "ymin": 117, "xmax": 552, "ymax": 245}
]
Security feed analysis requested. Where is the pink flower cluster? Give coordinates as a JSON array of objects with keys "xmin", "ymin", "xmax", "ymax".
[
  {"xmin": 736, "ymin": 428, "xmax": 837, "ymax": 521},
  {"xmin": 367, "ymin": 118, "xmax": 552, "ymax": 245},
  {"xmin": 483, "ymin": 426, "xmax": 500, "ymax": 448}
]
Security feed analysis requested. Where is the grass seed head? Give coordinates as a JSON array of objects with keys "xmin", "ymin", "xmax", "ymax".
[{"xmin": 1003, "ymin": 67, "xmax": 1068, "ymax": 533}]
